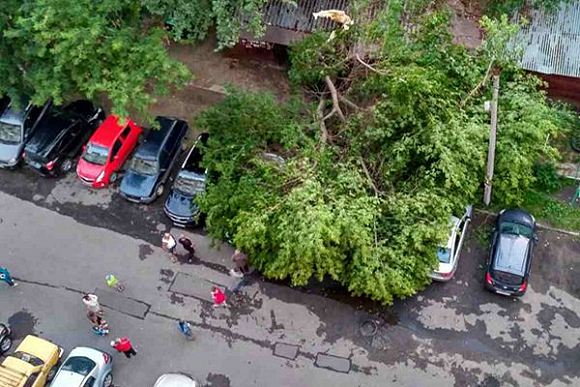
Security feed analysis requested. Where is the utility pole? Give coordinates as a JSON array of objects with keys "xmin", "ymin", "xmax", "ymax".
[{"xmin": 484, "ymin": 72, "xmax": 500, "ymax": 206}]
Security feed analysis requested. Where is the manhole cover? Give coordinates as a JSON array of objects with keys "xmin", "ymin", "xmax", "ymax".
[{"xmin": 360, "ymin": 320, "xmax": 378, "ymax": 337}]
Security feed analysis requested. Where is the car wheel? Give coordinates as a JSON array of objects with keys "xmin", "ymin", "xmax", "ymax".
[
  {"xmin": 102, "ymin": 372, "xmax": 113, "ymax": 387},
  {"xmin": 60, "ymin": 158, "xmax": 73, "ymax": 173},
  {"xmin": 0, "ymin": 336, "xmax": 12, "ymax": 353},
  {"xmin": 109, "ymin": 172, "xmax": 118, "ymax": 183},
  {"xmin": 156, "ymin": 184, "xmax": 164, "ymax": 197},
  {"xmin": 47, "ymin": 366, "xmax": 58, "ymax": 382}
]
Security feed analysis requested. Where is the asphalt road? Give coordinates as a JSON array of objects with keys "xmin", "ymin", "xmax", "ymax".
[{"xmin": 0, "ymin": 167, "xmax": 579, "ymax": 387}]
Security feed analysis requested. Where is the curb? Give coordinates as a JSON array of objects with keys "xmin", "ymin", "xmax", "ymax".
[{"xmin": 474, "ymin": 208, "xmax": 580, "ymax": 237}]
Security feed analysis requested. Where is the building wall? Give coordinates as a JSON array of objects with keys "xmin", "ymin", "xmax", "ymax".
[{"xmin": 535, "ymin": 72, "xmax": 580, "ymax": 108}]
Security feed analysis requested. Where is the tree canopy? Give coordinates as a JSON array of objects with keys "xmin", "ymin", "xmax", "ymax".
[
  {"xmin": 0, "ymin": 0, "xmax": 190, "ymax": 116},
  {"xmin": 196, "ymin": 1, "xmax": 575, "ymax": 303}
]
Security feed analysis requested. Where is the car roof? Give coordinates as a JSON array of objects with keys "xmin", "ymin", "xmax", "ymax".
[
  {"xmin": 0, "ymin": 98, "xmax": 31, "ymax": 126},
  {"xmin": 154, "ymin": 373, "xmax": 197, "ymax": 387},
  {"xmin": 90, "ymin": 115, "xmax": 133, "ymax": 147},
  {"xmin": 25, "ymin": 113, "xmax": 73, "ymax": 155},
  {"xmin": 135, "ymin": 117, "xmax": 179, "ymax": 158},
  {"xmin": 494, "ymin": 234, "xmax": 529, "ymax": 276}
]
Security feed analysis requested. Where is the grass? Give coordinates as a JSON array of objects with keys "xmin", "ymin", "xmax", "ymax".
[{"xmin": 520, "ymin": 186, "xmax": 580, "ymax": 232}]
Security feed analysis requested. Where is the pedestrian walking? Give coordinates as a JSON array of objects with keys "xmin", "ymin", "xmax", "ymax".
[
  {"xmin": 211, "ymin": 286, "xmax": 227, "ymax": 307},
  {"xmin": 82, "ymin": 294, "xmax": 104, "ymax": 315},
  {"xmin": 230, "ymin": 249, "xmax": 249, "ymax": 278},
  {"xmin": 162, "ymin": 233, "xmax": 177, "ymax": 263},
  {"xmin": 178, "ymin": 235, "xmax": 196, "ymax": 263},
  {"xmin": 0, "ymin": 267, "xmax": 17, "ymax": 287},
  {"xmin": 110, "ymin": 337, "xmax": 137, "ymax": 358},
  {"xmin": 87, "ymin": 311, "xmax": 109, "ymax": 336}
]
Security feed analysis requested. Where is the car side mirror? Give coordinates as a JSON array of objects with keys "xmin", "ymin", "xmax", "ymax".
[
  {"xmin": 82, "ymin": 145, "xmax": 86, "ymax": 151},
  {"xmin": 533, "ymin": 235, "xmax": 539, "ymax": 242}
]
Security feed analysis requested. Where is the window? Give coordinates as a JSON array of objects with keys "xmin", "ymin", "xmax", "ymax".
[
  {"xmin": 159, "ymin": 149, "xmax": 169, "ymax": 168},
  {"xmin": 83, "ymin": 376, "xmax": 96, "ymax": 387},
  {"xmin": 111, "ymin": 139, "xmax": 122, "ymax": 159},
  {"xmin": 61, "ymin": 356, "xmax": 96, "ymax": 376},
  {"xmin": 82, "ymin": 144, "xmax": 109, "ymax": 166},
  {"xmin": 120, "ymin": 126, "xmax": 132, "ymax": 140}
]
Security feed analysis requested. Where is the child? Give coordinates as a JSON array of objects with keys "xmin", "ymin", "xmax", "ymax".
[{"xmin": 211, "ymin": 286, "xmax": 227, "ymax": 307}]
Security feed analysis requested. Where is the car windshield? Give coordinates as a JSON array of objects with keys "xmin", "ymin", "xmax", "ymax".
[
  {"xmin": 0, "ymin": 121, "xmax": 21, "ymax": 144},
  {"xmin": 174, "ymin": 174, "xmax": 205, "ymax": 195},
  {"xmin": 494, "ymin": 234, "xmax": 529, "ymax": 276},
  {"xmin": 499, "ymin": 221, "xmax": 533, "ymax": 238},
  {"xmin": 436, "ymin": 247, "xmax": 451, "ymax": 264},
  {"xmin": 61, "ymin": 356, "xmax": 96, "ymax": 376},
  {"xmin": 82, "ymin": 143, "xmax": 109, "ymax": 166},
  {"xmin": 129, "ymin": 156, "xmax": 158, "ymax": 175},
  {"xmin": 12, "ymin": 351, "xmax": 44, "ymax": 367}
]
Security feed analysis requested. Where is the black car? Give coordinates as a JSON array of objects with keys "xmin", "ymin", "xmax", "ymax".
[
  {"xmin": 0, "ymin": 323, "xmax": 11, "ymax": 354},
  {"xmin": 484, "ymin": 209, "xmax": 538, "ymax": 297},
  {"xmin": 23, "ymin": 100, "xmax": 104, "ymax": 176},
  {"xmin": 120, "ymin": 116, "xmax": 188, "ymax": 203},
  {"xmin": 0, "ymin": 97, "xmax": 52, "ymax": 168},
  {"xmin": 164, "ymin": 132, "xmax": 209, "ymax": 226}
]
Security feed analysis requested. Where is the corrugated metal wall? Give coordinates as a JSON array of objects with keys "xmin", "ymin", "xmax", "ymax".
[
  {"xmin": 519, "ymin": 1, "xmax": 580, "ymax": 77},
  {"xmin": 242, "ymin": 0, "xmax": 350, "ymax": 33}
]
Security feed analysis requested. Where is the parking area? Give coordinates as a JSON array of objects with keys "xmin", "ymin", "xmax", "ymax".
[{"xmin": 0, "ymin": 166, "xmax": 579, "ymax": 386}]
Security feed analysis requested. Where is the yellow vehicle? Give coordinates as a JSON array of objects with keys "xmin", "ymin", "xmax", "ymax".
[{"xmin": 0, "ymin": 335, "xmax": 63, "ymax": 387}]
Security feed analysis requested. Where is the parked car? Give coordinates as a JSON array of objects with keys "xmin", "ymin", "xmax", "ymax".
[
  {"xmin": 119, "ymin": 116, "xmax": 188, "ymax": 203},
  {"xmin": 429, "ymin": 205, "xmax": 473, "ymax": 281},
  {"xmin": 154, "ymin": 373, "xmax": 198, "ymax": 387},
  {"xmin": 0, "ymin": 334, "xmax": 63, "ymax": 387},
  {"xmin": 484, "ymin": 209, "xmax": 538, "ymax": 297},
  {"xmin": 23, "ymin": 100, "xmax": 104, "ymax": 176},
  {"xmin": 164, "ymin": 132, "xmax": 208, "ymax": 226},
  {"xmin": 0, "ymin": 97, "xmax": 52, "ymax": 168},
  {"xmin": 0, "ymin": 323, "xmax": 11, "ymax": 355},
  {"xmin": 50, "ymin": 347, "xmax": 113, "ymax": 387},
  {"xmin": 76, "ymin": 115, "xmax": 143, "ymax": 188}
]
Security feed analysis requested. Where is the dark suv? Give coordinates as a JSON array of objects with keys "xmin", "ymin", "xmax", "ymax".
[
  {"xmin": 484, "ymin": 209, "xmax": 537, "ymax": 297},
  {"xmin": 0, "ymin": 97, "xmax": 52, "ymax": 168},
  {"xmin": 120, "ymin": 116, "xmax": 188, "ymax": 203},
  {"xmin": 23, "ymin": 100, "xmax": 104, "ymax": 176},
  {"xmin": 164, "ymin": 132, "xmax": 209, "ymax": 226}
]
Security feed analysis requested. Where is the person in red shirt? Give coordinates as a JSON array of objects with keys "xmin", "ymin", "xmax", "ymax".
[
  {"xmin": 211, "ymin": 286, "xmax": 227, "ymax": 307},
  {"xmin": 110, "ymin": 337, "xmax": 137, "ymax": 358}
]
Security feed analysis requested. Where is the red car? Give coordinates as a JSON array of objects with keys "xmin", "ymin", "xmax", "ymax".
[{"xmin": 76, "ymin": 115, "xmax": 143, "ymax": 188}]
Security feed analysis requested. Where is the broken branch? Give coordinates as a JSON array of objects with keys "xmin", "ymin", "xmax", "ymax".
[
  {"xmin": 324, "ymin": 76, "xmax": 346, "ymax": 122},
  {"xmin": 355, "ymin": 53, "xmax": 387, "ymax": 75},
  {"xmin": 317, "ymin": 97, "xmax": 329, "ymax": 144},
  {"xmin": 462, "ymin": 56, "xmax": 494, "ymax": 107},
  {"xmin": 359, "ymin": 156, "xmax": 381, "ymax": 196}
]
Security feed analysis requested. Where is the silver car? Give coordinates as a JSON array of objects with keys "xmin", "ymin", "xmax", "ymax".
[
  {"xmin": 429, "ymin": 205, "xmax": 473, "ymax": 281},
  {"xmin": 51, "ymin": 347, "xmax": 114, "ymax": 387},
  {"xmin": 154, "ymin": 373, "xmax": 198, "ymax": 387}
]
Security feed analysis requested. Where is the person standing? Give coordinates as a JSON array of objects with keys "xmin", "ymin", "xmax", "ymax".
[
  {"xmin": 82, "ymin": 294, "xmax": 103, "ymax": 315},
  {"xmin": 230, "ymin": 249, "xmax": 249, "ymax": 278},
  {"xmin": 110, "ymin": 337, "xmax": 137, "ymax": 358},
  {"xmin": 162, "ymin": 233, "xmax": 177, "ymax": 263},
  {"xmin": 0, "ymin": 267, "xmax": 17, "ymax": 287},
  {"xmin": 178, "ymin": 235, "xmax": 196, "ymax": 263},
  {"xmin": 211, "ymin": 286, "xmax": 227, "ymax": 307}
]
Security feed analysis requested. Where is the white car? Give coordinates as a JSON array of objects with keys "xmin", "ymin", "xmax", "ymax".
[
  {"xmin": 429, "ymin": 205, "xmax": 472, "ymax": 281},
  {"xmin": 51, "ymin": 347, "xmax": 113, "ymax": 387},
  {"xmin": 154, "ymin": 373, "xmax": 198, "ymax": 387}
]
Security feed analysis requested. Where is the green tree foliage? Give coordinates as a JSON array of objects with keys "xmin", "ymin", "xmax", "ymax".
[
  {"xmin": 1, "ymin": 0, "xmax": 190, "ymax": 116},
  {"xmin": 197, "ymin": 1, "xmax": 576, "ymax": 304},
  {"xmin": 142, "ymin": 0, "xmax": 267, "ymax": 49}
]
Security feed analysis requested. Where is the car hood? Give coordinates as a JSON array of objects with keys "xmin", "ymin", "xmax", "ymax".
[
  {"xmin": 76, "ymin": 158, "xmax": 104, "ymax": 180},
  {"xmin": 120, "ymin": 171, "xmax": 158, "ymax": 197},
  {"xmin": 0, "ymin": 142, "xmax": 23, "ymax": 163},
  {"xmin": 51, "ymin": 371, "xmax": 85, "ymax": 387},
  {"xmin": 165, "ymin": 190, "xmax": 198, "ymax": 218}
]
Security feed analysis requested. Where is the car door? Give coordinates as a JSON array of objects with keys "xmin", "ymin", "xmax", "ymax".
[
  {"xmin": 109, "ymin": 138, "xmax": 124, "ymax": 172},
  {"xmin": 117, "ymin": 125, "xmax": 137, "ymax": 165}
]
